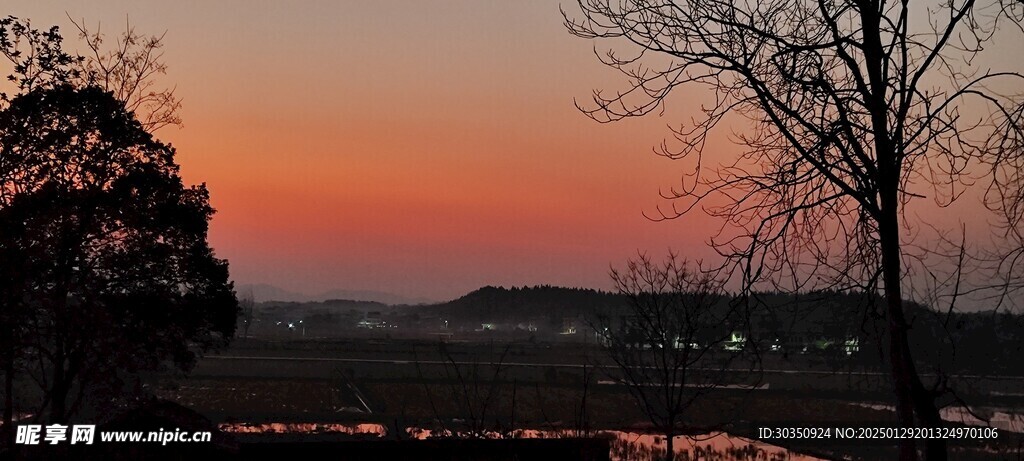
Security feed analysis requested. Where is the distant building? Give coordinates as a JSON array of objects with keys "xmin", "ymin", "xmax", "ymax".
[
  {"xmin": 561, "ymin": 317, "xmax": 578, "ymax": 335},
  {"xmin": 843, "ymin": 336, "xmax": 860, "ymax": 355},
  {"xmin": 357, "ymin": 311, "xmax": 387, "ymax": 329},
  {"xmin": 723, "ymin": 331, "xmax": 746, "ymax": 351},
  {"xmin": 516, "ymin": 322, "xmax": 538, "ymax": 332}
]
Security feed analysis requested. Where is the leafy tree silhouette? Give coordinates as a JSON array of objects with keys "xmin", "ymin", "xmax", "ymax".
[{"xmin": 0, "ymin": 18, "xmax": 236, "ymax": 428}]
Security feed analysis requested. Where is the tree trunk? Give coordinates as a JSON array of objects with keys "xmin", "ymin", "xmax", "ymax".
[
  {"xmin": 880, "ymin": 200, "xmax": 946, "ymax": 461},
  {"xmin": 50, "ymin": 388, "xmax": 67, "ymax": 424},
  {"xmin": 665, "ymin": 431, "xmax": 675, "ymax": 461},
  {"xmin": 3, "ymin": 355, "xmax": 13, "ymax": 445},
  {"xmin": 50, "ymin": 359, "xmax": 67, "ymax": 423},
  {"xmin": 863, "ymin": 0, "xmax": 945, "ymax": 449},
  {"xmin": 879, "ymin": 199, "xmax": 918, "ymax": 461},
  {"xmin": 916, "ymin": 395, "xmax": 947, "ymax": 461},
  {"xmin": 910, "ymin": 366, "xmax": 947, "ymax": 461}
]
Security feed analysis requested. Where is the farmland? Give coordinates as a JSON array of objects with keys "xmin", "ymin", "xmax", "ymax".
[{"xmin": 150, "ymin": 336, "xmax": 1024, "ymax": 460}]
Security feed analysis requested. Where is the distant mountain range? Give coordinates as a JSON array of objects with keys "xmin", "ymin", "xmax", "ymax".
[{"xmin": 235, "ymin": 283, "xmax": 435, "ymax": 305}]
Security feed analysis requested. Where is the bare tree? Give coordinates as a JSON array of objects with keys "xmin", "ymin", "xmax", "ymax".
[
  {"xmin": 412, "ymin": 343, "xmax": 516, "ymax": 439},
  {"xmin": 440, "ymin": 345, "xmax": 512, "ymax": 438},
  {"xmin": 68, "ymin": 16, "xmax": 182, "ymax": 132},
  {"xmin": 597, "ymin": 253, "xmax": 737, "ymax": 461},
  {"xmin": 239, "ymin": 289, "xmax": 256, "ymax": 339},
  {"xmin": 564, "ymin": 1, "xmax": 1024, "ymax": 460}
]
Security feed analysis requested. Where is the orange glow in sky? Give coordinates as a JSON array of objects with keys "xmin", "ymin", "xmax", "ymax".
[{"xmin": 9, "ymin": 1, "xmax": 1010, "ymax": 301}]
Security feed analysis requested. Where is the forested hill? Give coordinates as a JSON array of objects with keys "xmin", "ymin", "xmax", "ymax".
[
  {"xmin": 414, "ymin": 285, "xmax": 891, "ymax": 325},
  {"xmin": 410, "ymin": 285, "xmax": 907, "ymax": 327},
  {"xmin": 412, "ymin": 286, "xmax": 1021, "ymax": 338},
  {"xmin": 255, "ymin": 285, "xmax": 1023, "ymax": 353},
  {"xmin": 414, "ymin": 285, "xmax": 625, "ymax": 323}
]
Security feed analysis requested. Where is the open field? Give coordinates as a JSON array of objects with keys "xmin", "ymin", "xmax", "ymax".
[
  {"xmin": 146, "ymin": 337, "xmax": 1024, "ymax": 460},
  {"xmin": 192, "ymin": 338, "xmax": 1024, "ymax": 403}
]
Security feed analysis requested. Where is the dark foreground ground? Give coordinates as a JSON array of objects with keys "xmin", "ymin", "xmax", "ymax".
[
  {"xmin": 9, "ymin": 437, "xmax": 613, "ymax": 461},
  {"xmin": 7, "ymin": 337, "xmax": 1023, "ymax": 460},
  {"xmin": 147, "ymin": 337, "xmax": 1024, "ymax": 460}
]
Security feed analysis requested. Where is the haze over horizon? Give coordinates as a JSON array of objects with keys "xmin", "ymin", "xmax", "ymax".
[{"xmin": 8, "ymin": 1, "xmax": 1016, "ymax": 302}]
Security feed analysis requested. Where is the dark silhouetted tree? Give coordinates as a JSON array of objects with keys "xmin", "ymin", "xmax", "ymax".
[
  {"xmin": 565, "ymin": 1, "xmax": 1024, "ymax": 460},
  {"xmin": 0, "ymin": 16, "xmax": 82, "ymax": 97},
  {"xmin": 597, "ymin": 253, "xmax": 736, "ymax": 461},
  {"xmin": 0, "ymin": 17, "xmax": 236, "ymax": 426},
  {"xmin": 240, "ymin": 289, "xmax": 256, "ymax": 339},
  {"xmin": 1, "ymin": 15, "xmax": 180, "ymax": 131}
]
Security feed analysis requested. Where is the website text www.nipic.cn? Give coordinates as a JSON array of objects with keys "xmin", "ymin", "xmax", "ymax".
[{"xmin": 15, "ymin": 424, "xmax": 212, "ymax": 446}]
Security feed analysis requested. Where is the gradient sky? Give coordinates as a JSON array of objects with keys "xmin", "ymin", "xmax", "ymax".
[
  {"xmin": 7, "ymin": 1, "xmax": 729, "ymax": 300},
  {"xmin": 7, "ymin": 1, "xmax": 1019, "ymax": 301}
]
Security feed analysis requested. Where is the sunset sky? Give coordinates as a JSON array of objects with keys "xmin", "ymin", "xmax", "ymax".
[
  {"xmin": 8, "ymin": 1, "xmax": 1018, "ymax": 302},
  {"xmin": 7, "ymin": 1, "xmax": 731, "ymax": 300}
]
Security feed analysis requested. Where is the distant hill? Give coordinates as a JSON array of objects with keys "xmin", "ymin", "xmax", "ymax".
[
  {"xmin": 235, "ymin": 283, "xmax": 434, "ymax": 305},
  {"xmin": 411, "ymin": 286, "xmax": 936, "ymax": 336},
  {"xmin": 236, "ymin": 283, "xmax": 1024, "ymax": 374},
  {"xmin": 417, "ymin": 285, "xmax": 626, "ymax": 326}
]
